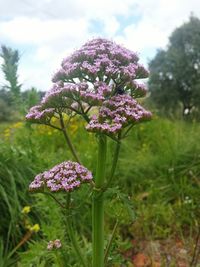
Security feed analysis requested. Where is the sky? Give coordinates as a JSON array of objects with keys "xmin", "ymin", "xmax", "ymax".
[{"xmin": 0, "ymin": 0, "xmax": 199, "ymax": 91}]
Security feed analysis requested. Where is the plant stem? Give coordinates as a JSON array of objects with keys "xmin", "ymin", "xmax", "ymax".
[
  {"xmin": 104, "ymin": 219, "xmax": 119, "ymax": 266},
  {"xmin": 66, "ymin": 194, "xmax": 87, "ymax": 267},
  {"xmin": 190, "ymin": 224, "xmax": 200, "ymax": 266},
  {"xmin": 8, "ymin": 231, "xmax": 32, "ymax": 258},
  {"xmin": 92, "ymin": 135, "xmax": 107, "ymax": 267},
  {"xmin": 55, "ymin": 250, "xmax": 64, "ymax": 267},
  {"xmin": 43, "ymin": 192, "xmax": 66, "ymax": 209},
  {"xmin": 66, "ymin": 220, "xmax": 87, "ymax": 267},
  {"xmin": 105, "ymin": 139, "xmax": 121, "ymax": 189},
  {"xmin": 59, "ymin": 113, "xmax": 81, "ymax": 164}
]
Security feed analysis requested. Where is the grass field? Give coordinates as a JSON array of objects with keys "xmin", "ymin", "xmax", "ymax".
[{"xmin": 1, "ymin": 116, "xmax": 200, "ymax": 266}]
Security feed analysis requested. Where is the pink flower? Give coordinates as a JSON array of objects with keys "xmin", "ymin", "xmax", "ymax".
[
  {"xmin": 26, "ymin": 105, "xmax": 55, "ymax": 123},
  {"xmin": 86, "ymin": 94, "xmax": 152, "ymax": 135},
  {"xmin": 47, "ymin": 241, "xmax": 54, "ymax": 250},
  {"xmin": 25, "ymin": 38, "xmax": 152, "ymax": 133},
  {"xmin": 47, "ymin": 239, "xmax": 62, "ymax": 250},
  {"xmin": 29, "ymin": 161, "xmax": 93, "ymax": 193},
  {"xmin": 54, "ymin": 239, "xmax": 62, "ymax": 249}
]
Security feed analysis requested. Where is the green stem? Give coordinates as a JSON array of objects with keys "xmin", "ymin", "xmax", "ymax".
[
  {"xmin": 59, "ymin": 113, "xmax": 81, "ymax": 164},
  {"xmin": 66, "ymin": 194, "xmax": 87, "ymax": 267},
  {"xmin": 92, "ymin": 135, "xmax": 107, "ymax": 267},
  {"xmin": 55, "ymin": 250, "xmax": 64, "ymax": 267},
  {"xmin": 105, "ymin": 139, "xmax": 121, "ymax": 189},
  {"xmin": 104, "ymin": 219, "xmax": 119, "ymax": 266},
  {"xmin": 43, "ymin": 192, "xmax": 66, "ymax": 209}
]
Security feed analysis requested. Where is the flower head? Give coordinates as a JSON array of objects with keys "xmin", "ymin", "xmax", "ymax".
[
  {"xmin": 47, "ymin": 240, "xmax": 54, "ymax": 250},
  {"xmin": 47, "ymin": 239, "xmax": 62, "ymax": 250},
  {"xmin": 26, "ymin": 105, "xmax": 55, "ymax": 123},
  {"xmin": 51, "ymin": 38, "xmax": 148, "ymax": 103},
  {"xmin": 54, "ymin": 239, "xmax": 62, "ymax": 248},
  {"xmin": 53, "ymin": 38, "xmax": 147, "ymax": 83},
  {"xmin": 29, "ymin": 161, "xmax": 93, "ymax": 193},
  {"xmin": 86, "ymin": 94, "xmax": 152, "ymax": 135},
  {"xmin": 25, "ymin": 38, "xmax": 151, "ymax": 136},
  {"xmin": 30, "ymin": 224, "xmax": 40, "ymax": 233},
  {"xmin": 22, "ymin": 206, "xmax": 31, "ymax": 214}
]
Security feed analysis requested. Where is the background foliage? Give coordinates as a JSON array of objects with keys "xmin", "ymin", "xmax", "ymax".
[
  {"xmin": 1, "ymin": 116, "xmax": 200, "ymax": 266},
  {"xmin": 1, "ymin": 15, "xmax": 200, "ymax": 266},
  {"xmin": 148, "ymin": 15, "xmax": 200, "ymax": 118}
]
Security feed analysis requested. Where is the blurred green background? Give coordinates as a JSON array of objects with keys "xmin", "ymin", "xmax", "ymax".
[{"xmin": 1, "ymin": 16, "xmax": 200, "ymax": 267}]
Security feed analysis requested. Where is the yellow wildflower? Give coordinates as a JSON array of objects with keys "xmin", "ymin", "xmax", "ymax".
[
  {"xmin": 22, "ymin": 206, "xmax": 31, "ymax": 214},
  {"xmin": 30, "ymin": 224, "xmax": 40, "ymax": 233},
  {"xmin": 4, "ymin": 128, "xmax": 11, "ymax": 138},
  {"xmin": 13, "ymin": 122, "xmax": 23, "ymax": 128}
]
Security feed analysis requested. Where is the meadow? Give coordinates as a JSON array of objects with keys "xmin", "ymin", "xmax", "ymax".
[{"xmin": 1, "ymin": 115, "xmax": 200, "ymax": 266}]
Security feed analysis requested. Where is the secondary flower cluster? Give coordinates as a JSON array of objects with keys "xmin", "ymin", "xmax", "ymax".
[
  {"xmin": 86, "ymin": 94, "xmax": 151, "ymax": 135},
  {"xmin": 29, "ymin": 161, "xmax": 93, "ymax": 192},
  {"xmin": 26, "ymin": 105, "xmax": 55, "ymax": 123},
  {"xmin": 47, "ymin": 239, "xmax": 62, "ymax": 250},
  {"xmin": 41, "ymin": 81, "xmax": 113, "ymax": 109}
]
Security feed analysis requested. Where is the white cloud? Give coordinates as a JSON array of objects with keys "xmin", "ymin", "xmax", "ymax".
[
  {"xmin": 116, "ymin": 21, "xmax": 168, "ymax": 51},
  {"xmin": 0, "ymin": 16, "xmax": 91, "ymax": 90},
  {"xmin": 103, "ymin": 16, "xmax": 120, "ymax": 37},
  {"xmin": 114, "ymin": 0, "xmax": 200, "ymax": 64},
  {"xmin": 78, "ymin": 0, "xmax": 136, "ymax": 18},
  {"xmin": 0, "ymin": 17, "xmax": 89, "ymax": 45},
  {"xmin": 34, "ymin": 46, "xmax": 53, "ymax": 62},
  {"xmin": 0, "ymin": 0, "xmax": 200, "ymax": 90}
]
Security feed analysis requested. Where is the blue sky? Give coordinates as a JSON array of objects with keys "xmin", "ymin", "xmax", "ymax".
[{"xmin": 0, "ymin": 0, "xmax": 199, "ymax": 91}]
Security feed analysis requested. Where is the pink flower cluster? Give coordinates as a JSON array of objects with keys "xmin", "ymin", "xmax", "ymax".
[
  {"xmin": 25, "ymin": 105, "xmax": 55, "ymax": 123},
  {"xmin": 29, "ymin": 161, "xmax": 93, "ymax": 192},
  {"xmin": 25, "ymin": 81, "xmax": 113, "ymax": 122},
  {"xmin": 47, "ymin": 239, "xmax": 62, "ymax": 250},
  {"xmin": 86, "ymin": 94, "xmax": 152, "ymax": 135},
  {"xmin": 26, "ymin": 38, "xmax": 152, "ymax": 135},
  {"xmin": 41, "ymin": 81, "xmax": 112, "ymax": 109},
  {"xmin": 52, "ymin": 38, "xmax": 148, "ymax": 83}
]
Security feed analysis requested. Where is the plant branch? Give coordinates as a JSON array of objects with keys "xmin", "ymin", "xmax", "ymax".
[
  {"xmin": 105, "ymin": 134, "xmax": 121, "ymax": 189},
  {"xmin": 190, "ymin": 224, "xmax": 200, "ymax": 266},
  {"xmin": 47, "ymin": 123, "xmax": 62, "ymax": 131},
  {"xmin": 43, "ymin": 192, "xmax": 66, "ymax": 209},
  {"xmin": 8, "ymin": 231, "xmax": 32, "ymax": 259},
  {"xmin": 76, "ymin": 99, "xmax": 90, "ymax": 123},
  {"xmin": 85, "ymin": 106, "xmax": 92, "ymax": 114},
  {"xmin": 66, "ymin": 194, "xmax": 87, "ymax": 267},
  {"xmin": 59, "ymin": 113, "xmax": 81, "ymax": 164},
  {"xmin": 104, "ymin": 219, "xmax": 119, "ymax": 266},
  {"xmin": 92, "ymin": 134, "xmax": 107, "ymax": 267},
  {"xmin": 122, "ymin": 124, "xmax": 134, "ymax": 139}
]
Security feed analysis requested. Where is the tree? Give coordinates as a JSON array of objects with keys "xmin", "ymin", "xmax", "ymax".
[
  {"xmin": 0, "ymin": 45, "xmax": 21, "ymax": 99},
  {"xmin": 148, "ymin": 16, "xmax": 200, "ymax": 116},
  {"xmin": 0, "ymin": 89, "xmax": 13, "ymax": 121},
  {"xmin": 21, "ymin": 87, "xmax": 42, "ymax": 112}
]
